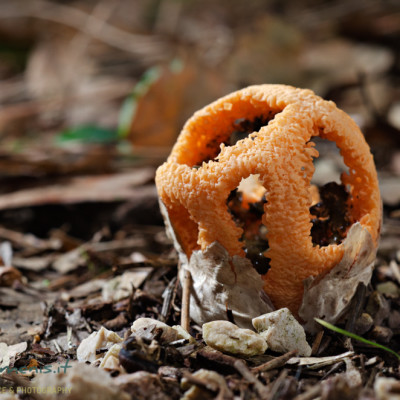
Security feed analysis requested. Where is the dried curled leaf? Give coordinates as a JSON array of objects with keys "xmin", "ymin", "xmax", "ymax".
[
  {"xmin": 32, "ymin": 361, "xmax": 129, "ymax": 400},
  {"xmin": 179, "ymin": 241, "xmax": 274, "ymax": 329},
  {"xmin": 77, "ymin": 327, "xmax": 123, "ymax": 363},
  {"xmin": 299, "ymin": 223, "xmax": 377, "ymax": 332}
]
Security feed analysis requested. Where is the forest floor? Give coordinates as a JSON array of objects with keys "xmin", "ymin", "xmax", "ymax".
[{"xmin": 0, "ymin": 1, "xmax": 399, "ymax": 398}]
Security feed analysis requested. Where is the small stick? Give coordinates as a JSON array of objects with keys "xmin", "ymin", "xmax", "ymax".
[
  {"xmin": 311, "ymin": 330, "xmax": 324, "ymax": 355},
  {"xmin": 52, "ymin": 339, "xmax": 63, "ymax": 354},
  {"xmin": 293, "ymin": 383, "xmax": 322, "ymax": 400},
  {"xmin": 267, "ymin": 369, "xmax": 288, "ymax": 399},
  {"xmin": 161, "ymin": 276, "xmax": 177, "ymax": 321},
  {"xmin": 251, "ymin": 349, "xmax": 298, "ymax": 373},
  {"xmin": 181, "ymin": 265, "xmax": 192, "ymax": 332},
  {"xmin": 234, "ymin": 360, "xmax": 269, "ymax": 398}
]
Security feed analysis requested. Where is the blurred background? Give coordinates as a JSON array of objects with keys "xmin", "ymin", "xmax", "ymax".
[{"xmin": 0, "ymin": 0, "xmax": 399, "ymax": 240}]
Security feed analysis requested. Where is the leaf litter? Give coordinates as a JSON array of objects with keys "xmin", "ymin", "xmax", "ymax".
[
  {"xmin": 0, "ymin": 165, "xmax": 399, "ymax": 399},
  {"xmin": 0, "ymin": 1, "xmax": 399, "ymax": 398}
]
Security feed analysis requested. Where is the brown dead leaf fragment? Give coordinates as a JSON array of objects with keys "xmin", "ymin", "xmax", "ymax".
[
  {"xmin": 176, "ymin": 241, "xmax": 273, "ymax": 330},
  {"xmin": 194, "ymin": 347, "xmax": 238, "ymax": 375},
  {"xmin": 0, "ymin": 267, "xmax": 22, "ymax": 287},
  {"xmin": 32, "ymin": 361, "xmax": 130, "ymax": 400},
  {"xmin": 0, "ymin": 342, "xmax": 27, "ymax": 369},
  {"xmin": 299, "ymin": 223, "xmax": 377, "ymax": 332},
  {"xmin": 126, "ymin": 65, "xmax": 193, "ymax": 148},
  {"xmin": 0, "ymin": 227, "xmax": 61, "ymax": 252},
  {"xmin": 0, "ymin": 169, "xmax": 155, "ymax": 210}
]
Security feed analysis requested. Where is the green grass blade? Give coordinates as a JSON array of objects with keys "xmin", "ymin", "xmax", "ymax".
[
  {"xmin": 117, "ymin": 66, "xmax": 161, "ymax": 139},
  {"xmin": 315, "ymin": 318, "xmax": 400, "ymax": 361}
]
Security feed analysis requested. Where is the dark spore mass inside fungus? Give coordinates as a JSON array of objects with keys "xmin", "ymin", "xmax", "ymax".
[
  {"xmin": 227, "ymin": 113, "xmax": 276, "ymax": 146},
  {"xmin": 310, "ymin": 182, "xmax": 352, "ymax": 246},
  {"xmin": 227, "ymin": 189, "xmax": 271, "ymax": 275},
  {"xmin": 193, "ymin": 114, "xmax": 276, "ymax": 168}
]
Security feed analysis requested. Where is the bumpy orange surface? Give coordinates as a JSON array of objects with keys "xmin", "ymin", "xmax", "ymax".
[{"xmin": 155, "ymin": 85, "xmax": 381, "ymax": 314}]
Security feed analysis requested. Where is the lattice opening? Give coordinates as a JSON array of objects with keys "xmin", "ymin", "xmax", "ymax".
[
  {"xmin": 308, "ymin": 137, "xmax": 353, "ymax": 247},
  {"xmin": 193, "ymin": 112, "xmax": 279, "ymax": 168},
  {"xmin": 227, "ymin": 174, "xmax": 270, "ymax": 275}
]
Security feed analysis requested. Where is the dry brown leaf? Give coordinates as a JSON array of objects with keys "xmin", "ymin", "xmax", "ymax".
[
  {"xmin": 299, "ymin": 223, "xmax": 377, "ymax": 332},
  {"xmin": 287, "ymin": 351, "xmax": 354, "ymax": 368},
  {"xmin": 127, "ymin": 65, "xmax": 194, "ymax": 148},
  {"xmin": 0, "ymin": 266, "xmax": 22, "ymax": 287},
  {"xmin": 26, "ymin": 38, "xmax": 93, "ymax": 100},
  {"xmin": 0, "ymin": 169, "xmax": 155, "ymax": 210},
  {"xmin": 32, "ymin": 361, "xmax": 129, "ymax": 400},
  {"xmin": 127, "ymin": 61, "xmax": 227, "ymax": 148},
  {"xmin": 102, "ymin": 269, "xmax": 153, "ymax": 302},
  {"xmin": 0, "ymin": 341, "xmax": 28, "ymax": 369},
  {"xmin": 179, "ymin": 242, "xmax": 274, "ymax": 330}
]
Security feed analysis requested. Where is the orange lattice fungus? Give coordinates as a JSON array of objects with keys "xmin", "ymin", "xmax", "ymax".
[{"xmin": 155, "ymin": 84, "xmax": 381, "ymax": 317}]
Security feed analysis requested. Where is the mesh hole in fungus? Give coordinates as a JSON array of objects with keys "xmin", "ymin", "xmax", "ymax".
[
  {"xmin": 225, "ymin": 111, "xmax": 279, "ymax": 147},
  {"xmin": 308, "ymin": 137, "xmax": 353, "ymax": 247},
  {"xmin": 193, "ymin": 111, "xmax": 280, "ymax": 168},
  {"xmin": 227, "ymin": 174, "xmax": 270, "ymax": 275}
]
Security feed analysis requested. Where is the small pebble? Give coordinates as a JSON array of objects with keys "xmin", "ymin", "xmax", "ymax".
[
  {"xmin": 252, "ymin": 308, "xmax": 312, "ymax": 356},
  {"xmin": 131, "ymin": 318, "xmax": 178, "ymax": 343},
  {"xmin": 172, "ymin": 325, "xmax": 196, "ymax": 344},
  {"xmin": 376, "ymin": 281, "xmax": 400, "ymax": 298},
  {"xmin": 369, "ymin": 326, "xmax": 393, "ymax": 344},
  {"xmin": 354, "ymin": 313, "xmax": 374, "ymax": 335},
  {"xmin": 366, "ymin": 292, "xmax": 390, "ymax": 325},
  {"xmin": 202, "ymin": 320, "xmax": 268, "ymax": 356}
]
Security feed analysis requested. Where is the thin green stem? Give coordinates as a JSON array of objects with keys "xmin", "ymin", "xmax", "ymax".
[{"xmin": 315, "ymin": 318, "xmax": 400, "ymax": 361}]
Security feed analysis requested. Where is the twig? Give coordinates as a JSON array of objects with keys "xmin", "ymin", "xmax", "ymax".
[
  {"xmin": 251, "ymin": 350, "xmax": 298, "ymax": 374},
  {"xmin": 293, "ymin": 383, "xmax": 322, "ymax": 400},
  {"xmin": 59, "ymin": 0, "xmax": 122, "ymax": 100},
  {"xmin": 161, "ymin": 276, "xmax": 177, "ymax": 321},
  {"xmin": 70, "ymin": 0, "xmax": 121, "ymax": 55},
  {"xmin": 311, "ymin": 330, "xmax": 324, "ymax": 355},
  {"xmin": 0, "ymin": 80, "xmax": 134, "ymax": 125},
  {"xmin": 321, "ymin": 361, "xmax": 344, "ymax": 380},
  {"xmin": 181, "ymin": 265, "xmax": 192, "ymax": 332},
  {"xmin": 0, "ymin": 0, "xmax": 170, "ymax": 61},
  {"xmin": 52, "ymin": 339, "xmax": 63, "ymax": 354},
  {"xmin": 268, "ymin": 369, "xmax": 288, "ymax": 400},
  {"xmin": 0, "ymin": 226, "xmax": 61, "ymax": 251},
  {"xmin": 234, "ymin": 360, "xmax": 269, "ymax": 399}
]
